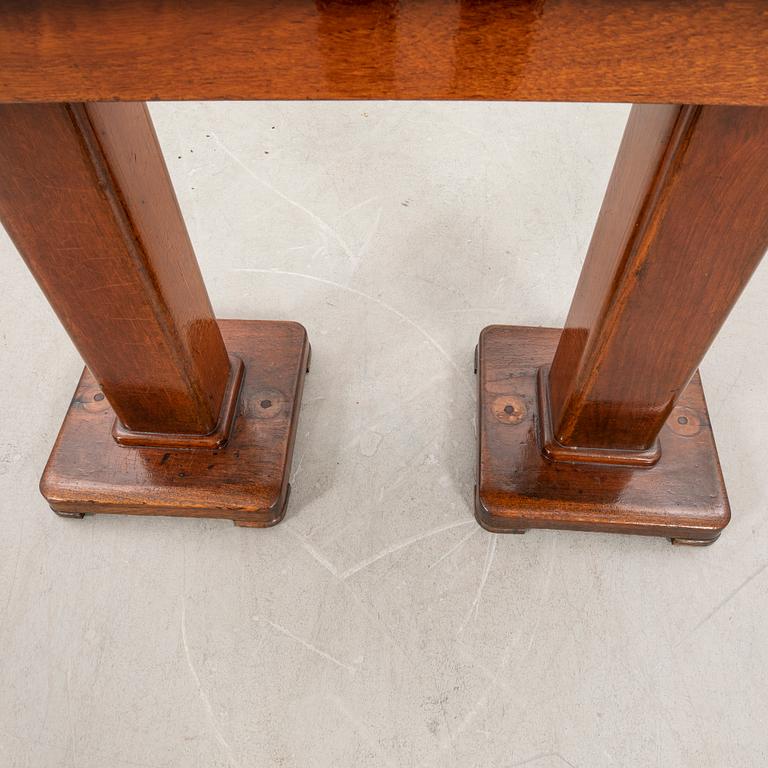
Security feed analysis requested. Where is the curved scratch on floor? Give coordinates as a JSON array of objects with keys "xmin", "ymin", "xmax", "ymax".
[
  {"xmin": 256, "ymin": 616, "xmax": 356, "ymax": 673},
  {"xmin": 232, "ymin": 268, "xmax": 470, "ymax": 384},
  {"xmin": 356, "ymin": 206, "xmax": 383, "ymax": 263},
  {"xmin": 340, "ymin": 519, "xmax": 474, "ymax": 580},
  {"xmin": 66, "ymin": 659, "xmax": 78, "ymax": 768},
  {"xmin": 181, "ymin": 600, "xmax": 242, "ymax": 768},
  {"xmin": 209, "ymin": 132, "xmax": 360, "ymax": 269},
  {"xmin": 284, "ymin": 523, "xmax": 341, "ymax": 579},
  {"xmin": 0, "ymin": 517, "xmax": 24, "ymax": 639},
  {"xmin": 457, "ymin": 535, "xmax": 497, "ymax": 635},
  {"xmin": 683, "ymin": 559, "xmax": 768, "ymax": 642},
  {"xmin": 521, "ymin": 535, "xmax": 557, "ymax": 655},
  {"xmin": 289, "ymin": 447, "xmax": 307, "ymax": 484},
  {"xmin": 285, "ymin": 524, "xmax": 417, "ymax": 668},
  {"xmin": 326, "ymin": 695, "xmax": 399, "ymax": 768},
  {"xmin": 340, "ymin": 196, "xmax": 380, "ymax": 218},
  {"xmin": 509, "ymin": 752, "xmax": 578, "ymax": 768},
  {"xmin": 454, "ymin": 647, "xmax": 513, "ymax": 696},
  {"xmin": 428, "ymin": 527, "xmax": 479, "ymax": 570},
  {"xmin": 447, "ymin": 536, "xmax": 558, "ymax": 751}
]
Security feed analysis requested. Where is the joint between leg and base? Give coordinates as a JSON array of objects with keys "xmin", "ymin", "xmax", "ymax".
[
  {"xmin": 41, "ymin": 320, "xmax": 309, "ymax": 526},
  {"xmin": 474, "ymin": 325, "xmax": 730, "ymax": 544},
  {"xmin": 112, "ymin": 354, "xmax": 245, "ymax": 449},
  {"xmin": 537, "ymin": 366, "xmax": 661, "ymax": 467}
]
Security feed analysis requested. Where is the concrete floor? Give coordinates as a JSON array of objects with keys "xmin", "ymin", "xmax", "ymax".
[{"xmin": 1, "ymin": 102, "xmax": 767, "ymax": 767}]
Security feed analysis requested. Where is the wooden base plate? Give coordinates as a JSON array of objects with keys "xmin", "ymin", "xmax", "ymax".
[
  {"xmin": 475, "ymin": 325, "xmax": 730, "ymax": 544},
  {"xmin": 41, "ymin": 320, "xmax": 310, "ymax": 527}
]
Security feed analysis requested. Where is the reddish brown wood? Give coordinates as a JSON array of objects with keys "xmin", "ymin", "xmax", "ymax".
[
  {"xmin": 477, "ymin": 104, "xmax": 768, "ymax": 542},
  {"xmin": 0, "ymin": 102, "xmax": 231, "ymax": 436},
  {"xmin": 41, "ymin": 320, "xmax": 310, "ymax": 526},
  {"xmin": 537, "ymin": 368, "xmax": 661, "ymax": 467},
  {"xmin": 1, "ymin": 102, "xmax": 313, "ymax": 524},
  {"xmin": 0, "ymin": 1, "xmax": 766, "ymax": 105},
  {"xmin": 475, "ymin": 326, "xmax": 729, "ymax": 543},
  {"xmin": 3, "ymin": 6, "xmax": 765, "ymax": 538},
  {"xmin": 111, "ymin": 355, "xmax": 245, "ymax": 449},
  {"xmin": 549, "ymin": 105, "xmax": 768, "ymax": 455}
]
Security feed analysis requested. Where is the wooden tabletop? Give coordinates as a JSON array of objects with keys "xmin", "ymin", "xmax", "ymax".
[{"xmin": 0, "ymin": 0, "xmax": 766, "ymax": 104}]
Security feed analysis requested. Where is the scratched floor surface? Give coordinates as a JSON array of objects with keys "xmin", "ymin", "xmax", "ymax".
[{"xmin": 1, "ymin": 102, "xmax": 767, "ymax": 767}]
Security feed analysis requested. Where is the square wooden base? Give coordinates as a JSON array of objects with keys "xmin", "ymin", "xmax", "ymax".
[
  {"xmin": 41, "ymin": 319, "xmax": 310, "ymax": 527},
  {"xmin": 475, "ymin": 325, "xmax": 730, "ymax": 544}
]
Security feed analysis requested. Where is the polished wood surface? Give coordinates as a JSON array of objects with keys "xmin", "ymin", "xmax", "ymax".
[
  {"xmin": 0, "ymin": 1, "xmax": 767, "ymax": 104},
  {"xmin": 548, "ymin": 105, "xmax": 768, "ymax": 453},
  {"xmin": 476, "ymin": 326, "xmax": 729, "ymax": 544},
  {"xmin": 0, "ymin": 102, "xmax": 231, "ymax": 436},
  {"xmin": 2, "ymin": 102, "xmax": 313, "ymax": 524},
  {"xmin": 42, "ymin": 320, "xmax": 310, "ymax": 527},
  {"xmin": 111, "ymin": 355, "xmax": 245, "ymax": 449},
  {"xmin": 477, "ymin": 104, "xmax": 768, "ymax": 541},
  {"xmin": 3, "ymin": 2, "xmax": 765, "ymax": 535}
]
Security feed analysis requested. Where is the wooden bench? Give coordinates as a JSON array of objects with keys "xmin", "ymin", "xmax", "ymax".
[{"xmin": 2, "ymin": 0, "xmax": 766, "ymax": 543}]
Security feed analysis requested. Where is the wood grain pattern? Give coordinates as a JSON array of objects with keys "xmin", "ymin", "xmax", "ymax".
[
  {"xmin": 0, "ymin": 102, "xmax": 231, "ymax": 435},
  {"xmin": 0, "ymin": 0, "xmax": 766, "ymax": 104},
  {"xmin": 476, "ymin": 326, "xmax": 729, "ymax": 544},
  {"xmin": 548, "ymin": 105, "xmax": 768, "ymax": 453},
  {"xmin": 41, "ymin": 320, "xmax": 310, "ymax": 527}
]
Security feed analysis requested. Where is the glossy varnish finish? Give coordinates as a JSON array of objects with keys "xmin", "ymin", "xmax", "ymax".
[
  {"xmin": 0, "ymin": 102, "xmax": 231, "ymax": 436},
  {"xmin": 547, "ymin": 105, "xmax": 768, "ymax": 454},
  {"xmin": 42, "ymin": 320, "xmax": 310, "ymax": 527},
  {"xmin": 3, "ymin": 3, "xmax": 765, "ymax": 536},
  {"xmin": 476, "ymin": 326, "xmax": 729, "ymax": 543},
  {"xmin": 477, "ymin": 104, "xmax": 768, "ymax": 541},
  {"xmin": 0, "ymin": 1, "xmax": 767, "ymax": 104}
]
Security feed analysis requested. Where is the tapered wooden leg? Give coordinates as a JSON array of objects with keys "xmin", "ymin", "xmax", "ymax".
[
  {"xmin": 0, "ymin": 103, "xmax": 309, "ymax": 525},
  {"xmin": 476, "ymin": 105, "xmax": 768, "ymax": 543}
]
